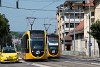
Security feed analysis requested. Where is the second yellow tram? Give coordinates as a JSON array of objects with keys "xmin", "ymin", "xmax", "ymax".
[{"xmin": 47, "ymin": 34, "xmax": 60, "ymax": 58}]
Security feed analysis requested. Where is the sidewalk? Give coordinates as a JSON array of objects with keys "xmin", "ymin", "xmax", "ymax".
[
  {"xmin": 62, "ymin": 51, "xmax": 100, "ymax": 62},
  {"xmin": 62, "ymin": 55, "xmax": 100, "ymax": 62}
]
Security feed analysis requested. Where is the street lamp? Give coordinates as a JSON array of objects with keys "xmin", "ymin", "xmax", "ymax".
[
  {"xmin": 43, "ymin": 24, "xmax": 51, "ymax": 34},
  {"xmin": 26, "ymin": 17, "xmax": 36, "ymax": 30}
]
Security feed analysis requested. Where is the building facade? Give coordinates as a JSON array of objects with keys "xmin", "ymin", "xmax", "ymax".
[
  {"xmin": 83, "ymin": 0, "xmax": 100, "ymax": 57},
  {"xmin": 56, "ymin": 0, "xmax": 100, "ymax": 57},
  {"xmin": 56, "ymin": 1, "xmax": 84, "ymax": 51}
]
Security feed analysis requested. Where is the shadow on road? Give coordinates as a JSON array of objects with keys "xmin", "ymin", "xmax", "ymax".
[{"xmin": 0, "ymin": 61, "xmax": 22, "ymax": 64}]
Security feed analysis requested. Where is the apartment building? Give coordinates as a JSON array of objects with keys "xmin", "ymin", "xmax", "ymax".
[
  {"xmin": 56, "ymin": 0, "xmax": 84, "ymax": 51},
  {"xmin": 56, "ymin": 0, "xmax": 100, "ymax": 57}
]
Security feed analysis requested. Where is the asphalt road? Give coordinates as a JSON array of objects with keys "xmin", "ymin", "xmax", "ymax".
[{"xmin": 0, "ymin": 55, "xmax": 100, "ymax": 67}]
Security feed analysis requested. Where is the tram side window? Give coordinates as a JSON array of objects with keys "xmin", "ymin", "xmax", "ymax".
[
  {"xmin": 46, "ymin": 37, "xmax": 47, "ymax": 44},
  {"xmin": 22, "ymin": 35, "xmax": 29, "ymax": 53},
  {"xmin": 0, "ymin": 45, "xmax": 1, "ymax": 52},
  {"xmin": 21, "ymin": 37, "xmax": 25, "ymax": 52}
]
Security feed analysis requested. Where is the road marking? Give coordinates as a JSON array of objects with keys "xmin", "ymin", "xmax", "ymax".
[
  {"xmin": 91, "ymin": 63, "xmax": 100, "ymax": 66},
  {"xmin": 19, "ymin": 59, "xmax": 25, "ymax": 63},
  {"xmin": 31, "ymin": 63, "xmax": 51, "ymax": 67}
]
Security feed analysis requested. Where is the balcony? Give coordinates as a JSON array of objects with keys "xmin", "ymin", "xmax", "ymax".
[
  {"xmin": 64, "ymin": 9, "xmax": 84, "ymax": 13},
  {"xmin": 62, "ymin": 28, "xmax": 74, "ymax": 33},
  {"xmin": 91, "ymin": 15, "xmax": 94, "ymax": 18},
  {"xmin": 65, "ymin": 18, "xmax": 82, "ymax": 23}
]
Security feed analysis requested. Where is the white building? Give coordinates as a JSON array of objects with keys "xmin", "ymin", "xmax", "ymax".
[{"xmin": 56, "ymin": 1, "xmax": 84, "ymax": 51}]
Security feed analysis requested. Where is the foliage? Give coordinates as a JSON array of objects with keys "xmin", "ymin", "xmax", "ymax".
[
  {"xmin": 10, "ymin": 31, "xmax": 23, "ymax": 39},
  {"xmin": 89, "ymin": 19, "xmax": 100, "ymax": 43},
  {"xmin": 89, "ymin": 19, "xmax": 100, "ymax": 57},
  {"xmin": 0, "ymin": 13, "xmax": 11, "ymax": 44}
]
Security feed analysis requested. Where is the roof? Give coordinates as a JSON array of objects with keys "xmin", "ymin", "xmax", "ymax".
[
  {"xmin": 63, "ymin": 20, "xmax": 84, "ymax": 40},
  {"xmin": 64, "ymin": 34, "xmax": 72, "ymax": 40},
  {"xmin": 70, "ymin": 20, "xmax": 84, "ymax": 35},
  {"xmin": 83, "ymin": 0, "xmax": 94, "ymax": 7}
]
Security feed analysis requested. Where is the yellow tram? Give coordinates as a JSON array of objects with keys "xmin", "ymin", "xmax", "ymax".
[{"xmin": 21, "ymin": 30, "xmax": 47, "ymax": 60}]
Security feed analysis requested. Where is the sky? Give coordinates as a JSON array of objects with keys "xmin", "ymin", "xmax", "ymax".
[{"xmin": 0, "ymin": 0, "xmax": 66, "ymax": 33}]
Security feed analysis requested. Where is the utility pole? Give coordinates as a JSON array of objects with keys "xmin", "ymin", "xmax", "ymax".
[
  {"xmin": 0, "ymin": 0, "xmax": 1, "ymax": 7},
  {"xmin": 73, "ymin": 8, "xmax": 76, "ymax": 51},
  {"xmin": 88, "ymin": 0, "xmax": 91, "ymax": 57},
  {"xmin": 69, "ymin": 14, "xmax": 70, "ymax": 32},
  {"xmin": 16, "ymin": 0, "xmax": 19, "ymax": 9},
  {"xmin": 26, "ymin": 17, "xmax": 36, "ymax": 30},
  {"xmin": 82, "ymin": 0, "xmax": 91, "ymax": 57}
]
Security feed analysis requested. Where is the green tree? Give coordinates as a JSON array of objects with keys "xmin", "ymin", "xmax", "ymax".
[
  {"xmin": 0, "ymin": 13, "xmax": 11, "ymax": 44},
  {"xmin": 89, "ymin": 19, "xmax": 100, "ymax": 57},
  {"xmin": 10, "ymin": 31, "xmax": 23, "ymax": 39}
]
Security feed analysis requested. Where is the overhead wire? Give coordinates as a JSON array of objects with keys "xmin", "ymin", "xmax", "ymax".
[
  {"xmin": 1, "ymin": 0, "xmax": 65, "ymax": 32},
  {"xmin": 19, "ymin": 0, "xmax": 65, "ymax": 2},
  {"xmin": 31, "ymin": 0, "xmax": 59, "ymax": 16},
  {"xmin": 1, "ymin": 0, "xmax": 65, "ymax": 11},
  {"xmin": 30, "ymin": 0, "xmax": 61, "ymax": 30},
  {"xmin": 1, "ymin": 5, "xmax": 56, "ymax": 11}
]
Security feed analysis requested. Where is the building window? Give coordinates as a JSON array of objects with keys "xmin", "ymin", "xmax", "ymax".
[
  {"xmin": 65, "ymin": 32, "xmax": 68, "ymax": 35},
  {"xmin": 66, "ymin": 23, "xmax": 75, "ymax": 28},
  {"xmin": 70, "ymin": 23, "xmax": 74, "ymax": 28},
  {"xmin": 85, "ymin": 40, "xmax": 87, "ymax": 49},
  {"xmin": 63, "ymin": 25, "xmax": 64, "ymax": 29},
  {"xmin": 58, "ymin": 20, "xmax": 59, "ymax": 23},
  {"xmin": 79, "ymin": 33, "xmax": 84, "ymax": 39},
  {"xmin": 91, "ymin": 12, "xmax": 94, "ymax": 16},
  {"xmin": 65, "ymin": 23, "xmax": 69, "ymax": 28},
  {"xmin": 76, "ymin": 34, "xmax": 78, "ymax": 39}
]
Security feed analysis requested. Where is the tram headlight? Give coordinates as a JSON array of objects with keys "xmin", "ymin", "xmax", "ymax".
[
  {"xmin": 52, "ymin": 50, "xmax": 55, "ymax": 53},
  {"xmin": 36, "ymin": 51, "xmax": 40, "ymax": 54}
]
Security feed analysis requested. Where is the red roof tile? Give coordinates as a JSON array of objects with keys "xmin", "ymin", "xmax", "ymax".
[
  {"xmin": 64, "ymin": 20, "xmax": 84, "ymax": 40},
  {"xmin": 75, "ymin": 20, "xmax": 84, "ymax": 32},
  {"xmin": 64, "ymin": 34, "xmax": 72, "ymax": 40},
  {"xmin": 69, "ymin": 20, "xmax": 84, "ymax": 35}
]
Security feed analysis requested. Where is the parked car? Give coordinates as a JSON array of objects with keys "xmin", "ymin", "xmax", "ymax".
[{"xmin": 0, "ymin": 47, "xmax": 18, "ymax": 63}]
